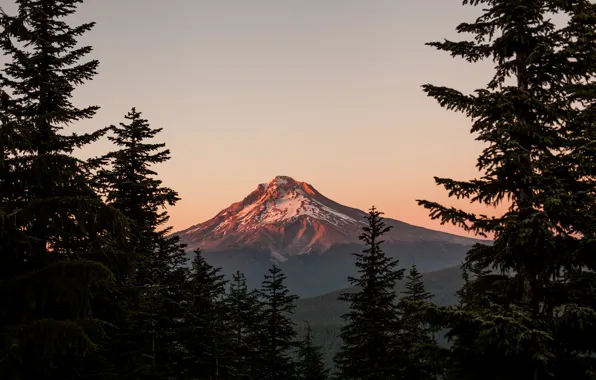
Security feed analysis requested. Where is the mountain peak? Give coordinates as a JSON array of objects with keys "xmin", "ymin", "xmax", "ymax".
[
  {"xmin": 258, "ymin": 175, "xmax": 317, "ymax": 197},
  {"xmin": 177, "ymin": 176, "xmax": 367, "ymax": 254},
  {"xmin": 241, "ymin": 175, "xmax": 358, "ymax": 228},
  {"xmin": 270, "ymin": 175, "xmax": 296, "ymax": 185},
  {"xmin": 175, "ymin": 177, "xmax": 484, "ymax": 256}
]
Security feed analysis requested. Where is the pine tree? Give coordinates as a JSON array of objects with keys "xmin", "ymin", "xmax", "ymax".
[
  {"xmin": 401, "ymin": 266, "xmax": 431, "ymax": 304},
  {"xmin": 155, "ymin": 234, "xmax": 190, "ymax": 378},
  {"xmin": 296, "ymin": 322, "xmax": 330, "ymax": 380},
  {"xmin": 397, "ymin": 266, "xmax": 441, "ymax": 380},
  {"xmin": 334, "ymin": 206, "xmax": 405, "ymax": 380},
  {"xmin": 224, "ymin": 271, "xmax": 263, "ymax": 380},
  {"xmin": 417, "ymin": 1, "xmax": 596, "ymax": 379},
  {"xmin": 96, "ymin": 107, "xmax": 189, "ymax": 379},
  {"xmin": 0, "ymin": 1, "xmax": 132, "ymax": 379},
  {"xmin": 181, "ymin": 250, "xmax": 230, "ymax": 380},
  {"xmin": 255, "ymin": 264, "xmax": 299, "ymax": 380}
]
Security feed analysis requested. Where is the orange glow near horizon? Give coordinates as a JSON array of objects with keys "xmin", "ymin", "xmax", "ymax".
[{"xmin": 166, "ymin": 172, "xmax": 509, "ymax": 239}]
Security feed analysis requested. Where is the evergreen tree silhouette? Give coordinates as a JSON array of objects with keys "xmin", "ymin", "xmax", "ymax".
[
  {"xmin": 181, "ymin": 250, "xmax": 230, "ymax": 380},
  {"xmin": 417, "ymin": 0, "xmax": 596, "ymax": 378},
  {"xmin": 0, "ymin": 1, "xmax": 132, "ymax": 378},
  {"xmin": 224, "ymin": 271, "xmax": 263, "ymax": 380},
  {"xmin": 397, "ymin": 265, "xmax": 441, "ymax": 380},
  {"xmin": 255, "ymin": 265, "xmax": 299, "ymax": 380},
  {"xmin": 297, "ymin": 322, "xmax": 330, "ymax": 380},
  {"xmin": 334, "ymin": 206, "xmax": 405, "ymax": 380},
  {"xmin": 96, "ymin": 107, "xmax": 188, "ymax": 379}
]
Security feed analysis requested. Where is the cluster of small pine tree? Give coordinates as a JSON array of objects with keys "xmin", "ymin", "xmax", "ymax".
[
  {"xmin": 1, "ymin": 0, "xmax": 596, "ymax": 380},
  {"xmin": 333, "ymin": 207, "xmax": 442, "ymax": 380}
]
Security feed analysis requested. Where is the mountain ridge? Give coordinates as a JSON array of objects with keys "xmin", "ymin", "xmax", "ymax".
[
  {"xmin": 172, "ymin": 175, "xmax": 488, "ymax": 296},
  {"xmin": 175, "ymin": 175, "xmax": 487, "ymax": 258}
]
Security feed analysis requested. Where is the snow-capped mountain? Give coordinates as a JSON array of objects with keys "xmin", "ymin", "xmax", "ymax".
[{"xmin": 175, "ymin": 175, "xmax": 482, "ymax": 258}]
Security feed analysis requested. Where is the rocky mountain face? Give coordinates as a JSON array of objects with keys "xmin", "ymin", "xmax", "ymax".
[{"xmin": 174, "ymin": 176, "xmax": 487, "ymax": 296}]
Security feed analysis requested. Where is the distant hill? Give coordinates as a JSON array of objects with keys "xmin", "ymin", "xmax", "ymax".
[
  {"xmin": 198, "ymin": 241, "xmax": 471, "ymax": 297},
  {"xmin": 294, "ymin": 265, "xmax": 464, "ymax": 325},
  {"xmin": 293, "ymin": 265, "xmax": 464, "ymax": 368},
  {"xmin": 174, "ymin": 175, "xmax": 487, "ymax": 296}
]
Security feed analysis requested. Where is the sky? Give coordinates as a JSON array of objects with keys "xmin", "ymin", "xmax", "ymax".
[{"xmin": 1, "ymin": 0, "xmax": 508, "ymax": 236}]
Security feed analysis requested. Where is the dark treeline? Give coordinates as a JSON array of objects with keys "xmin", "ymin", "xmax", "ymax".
[{"xmin": 1, "ymin": 1, "xmax": 596, "ymax": 380}]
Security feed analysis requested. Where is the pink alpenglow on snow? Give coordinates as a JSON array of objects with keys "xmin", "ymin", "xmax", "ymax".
[{"xmin": 174, "ymin": 176, "xmax": 485, "ymax": 256}]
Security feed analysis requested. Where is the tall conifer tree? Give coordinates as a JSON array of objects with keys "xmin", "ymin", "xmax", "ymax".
[
  {"xmin": 417, "ymin": 1, "xmax": 596, "ymax": 379},
  {"xmin": 224, "ymin": 271, "xmax": 263, "ymax": 380},
  {"xmin": 297, "ymin": 322, "xmax": 329, "ymax": 380},
  {"xmin": 181, "ymin": 250, "xmax": 230, "ymax": 380},
  {"xmin": 255, "ymin": 265, "xmax": 299, "ymax": 380},
  {"xmin": 0, "ymin": 1, "xmax": 132, "ymax": 379},
  {"xmin": 334, "ymin": 206, "xmax": 405, "ymax": 380},
  {"xmin": 96, "ymin": 107, "xmax": 188, "ymax": 379},
  {"xmin": 397, "ymin": 266, "xmax": 441, "ymax": 380}
]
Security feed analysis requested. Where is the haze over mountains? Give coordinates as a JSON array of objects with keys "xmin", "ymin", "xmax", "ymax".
[{"xmin": 174, "ymin": 176, "xmax": 487, "ymax": 296}]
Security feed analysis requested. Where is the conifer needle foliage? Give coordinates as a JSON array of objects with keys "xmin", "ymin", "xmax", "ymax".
[
  {"xmin": 417, "ymin": 1, "xmax": 596, "ymax": 379},
  {"xmin": 297, "ymin": 322, "xmax": 330, "ymax": 380},
  {"xmin": 256, "ymin": 265, "xmax": 300, "ymax": 380},
  {"xmin": 96, "ymin": 107, "xmax": 189, "ymax": 379},
  {"xmin": 0, "ymin": 1, "xmax": 132, "ymax": 378},
  {"xmin": 334, "ymin": 207, "xmax": 405, "ymax": 380}
]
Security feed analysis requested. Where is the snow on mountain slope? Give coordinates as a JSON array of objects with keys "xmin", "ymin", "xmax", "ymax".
[
  {"xmin": 211, "ymin": 176, "xmax": 361, "ymax": 233},
  {"xmin": 175, "ymin": 175, "xmax": 484, "ymax": 256}
]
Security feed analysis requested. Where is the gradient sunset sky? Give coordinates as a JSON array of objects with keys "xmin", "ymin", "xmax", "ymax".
[{"xmin": 2, "ymin": 0, "xmax": 507, "ymax": 236}]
